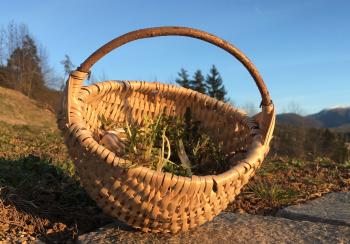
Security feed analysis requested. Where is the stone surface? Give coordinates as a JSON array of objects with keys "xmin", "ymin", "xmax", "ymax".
[
  {"xmin": 277, "ymin": 191, "xmax": 350, "ymax": 226},
  {"xmin": 78, "ymin": 212, "xmax": 350, "ymax": 243}
]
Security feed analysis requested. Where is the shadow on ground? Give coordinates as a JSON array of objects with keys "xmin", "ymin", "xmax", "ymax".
[{"xmin": 0, "ymin": 154, "xmax": 113, "ymax": 242}]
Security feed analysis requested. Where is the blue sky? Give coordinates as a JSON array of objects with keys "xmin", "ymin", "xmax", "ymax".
[{"xmin": 1, "ymin": 0, "xmax": 349, "ymax": 114}]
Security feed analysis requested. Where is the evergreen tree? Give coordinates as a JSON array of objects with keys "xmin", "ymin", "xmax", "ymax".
[
  {"xmin": 7, "ymin": 34, "xmax": 44, "ymax": 97},
  {"xmin": 190, "ymin": 70, "xmax": 206, "ymax": 94},
  {"xmin": 175, "ymin": 68, "xmax": 191, "ymax": 89},
  {"xmin": 205, "ymin": 65, "xmax": 227, "ymax": 101}
]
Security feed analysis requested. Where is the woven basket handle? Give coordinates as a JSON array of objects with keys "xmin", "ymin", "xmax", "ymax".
[{"xmin": 72, "ymin": 26, "xmax": 272, "ymax": 106}]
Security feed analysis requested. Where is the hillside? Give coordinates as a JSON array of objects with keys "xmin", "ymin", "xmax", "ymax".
[
  {"xmin": 277, "ymin": 107, "xmax": 350, "ymax": 132},
  {"xmin": 0, "ymin": 86, "xmax": 57, "ymax": 128},
  {"xmin": 308, "ymin": 107, "xmax": 350, "ymax": 128},
  {"xmin": 276, "ymin": 113, "xmax": 322, "ymax": 128}
]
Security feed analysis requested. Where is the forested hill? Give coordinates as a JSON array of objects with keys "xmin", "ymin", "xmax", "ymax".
[{"xmin": 277, "ymin": 107, "xmax": 350, "ymax": 132}]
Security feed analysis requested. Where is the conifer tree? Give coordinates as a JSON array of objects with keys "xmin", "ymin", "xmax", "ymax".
[
  {"xmin": 175, "ymin": 68, "xmax": 191, "ymax": 89},
  {"xmin": 7, "ymin": 34, "xmax": 44, "ymax": 97},
  {"xmin": 205, "ymin": 65, "xmax": 227, "ymax": 101},
  {"xmin": 190, "ymin": 69, "xmax": 206, "ymax": 94}
]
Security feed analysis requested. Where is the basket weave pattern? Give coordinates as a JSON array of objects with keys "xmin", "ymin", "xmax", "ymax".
[{"xmin": 58, "ymin": 27, "xmax": 275, "ymax": 233}]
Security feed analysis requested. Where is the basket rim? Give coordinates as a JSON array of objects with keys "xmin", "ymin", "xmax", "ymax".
[{"xmin": 66, "ymin": 80, "xmax": 271, "ymax": 184}]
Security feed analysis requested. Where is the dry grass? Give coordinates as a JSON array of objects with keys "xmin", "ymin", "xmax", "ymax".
[
  {"xmin": 0, "ymin": 123, "xmax": 113, "ymax": 242},
  {"xmin": 0, "ymin": 87, "xmax": 55, "ymax": 127},
  {"xmin": 226, "ymin": 157, "xmax": 350, "ymax": 215}
]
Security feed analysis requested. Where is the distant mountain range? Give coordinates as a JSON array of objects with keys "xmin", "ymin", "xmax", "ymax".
[{"xmin": 277, "ymin": 107, "xmax": 350, "ymax": 132}]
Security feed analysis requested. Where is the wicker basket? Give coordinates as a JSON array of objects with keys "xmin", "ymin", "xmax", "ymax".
[{"xmin": 57, "ymin": 26, "xmax": 275, "ymax": 233}]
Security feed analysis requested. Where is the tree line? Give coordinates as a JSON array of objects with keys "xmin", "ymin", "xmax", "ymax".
[
  {"xmin": 0, "ymin": 22, "xmax": 61, "ymax": 110},
  {"xmin": 270, "ymin": 124, "xmax": 350, "ymax": 164},
  {"xmin": 175, "ymin": 65, "xmax": 228, "ymax": 102}
]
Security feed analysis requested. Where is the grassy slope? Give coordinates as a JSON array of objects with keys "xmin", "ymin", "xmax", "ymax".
[
  {"xmin": 0, "ymin": 87, "xmax": 56, "ymax": 128},
  {"xmin": 0, "ymin": 86, "xmax": 349, "ymax": 241}
]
